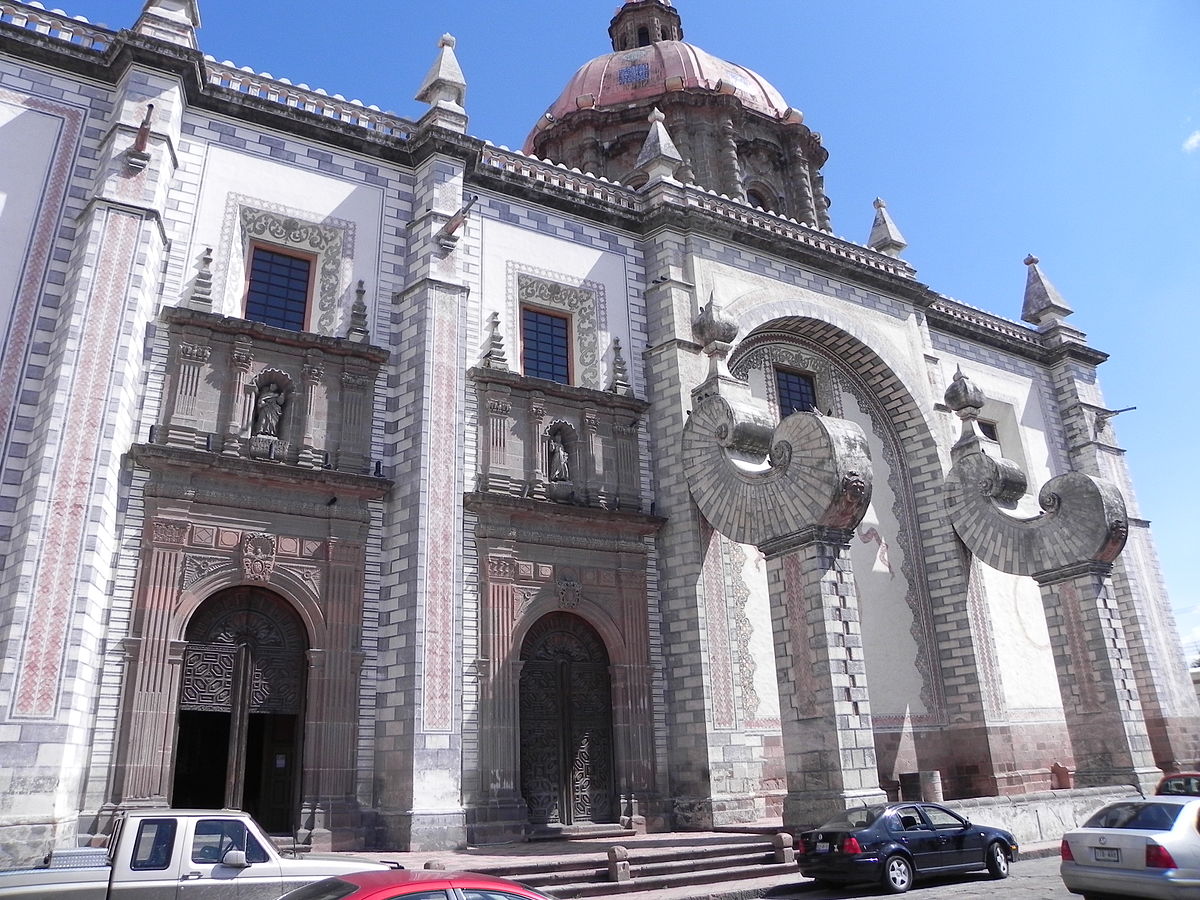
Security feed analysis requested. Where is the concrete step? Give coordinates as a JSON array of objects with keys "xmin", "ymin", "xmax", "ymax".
[{"xmin": 542, "ymin": 862, "xmax": 801, "ymax": 899}]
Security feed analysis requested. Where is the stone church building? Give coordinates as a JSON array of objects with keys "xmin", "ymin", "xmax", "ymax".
[{"xmin": 0, "ymin": 0, "xmax": 1196, "ymax": 861}]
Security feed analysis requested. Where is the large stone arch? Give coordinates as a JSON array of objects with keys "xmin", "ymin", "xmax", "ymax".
[
  {"xmin": 713, "ymin": 306, "xmax": 1010, "ymax": 797},
  {"xmin": 173, "ymin": 565, "xmax": 326, "ymax": 650},
  {"xmin": 728, "ymin": 315, "xmax": 950, "ymax": 723}
]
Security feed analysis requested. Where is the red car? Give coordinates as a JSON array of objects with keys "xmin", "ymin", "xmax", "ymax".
[{"xmin": 279, "ymin": 870, "xmax": 558, "ymax": 900}]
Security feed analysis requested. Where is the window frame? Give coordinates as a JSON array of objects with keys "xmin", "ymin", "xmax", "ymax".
[
  {"xmin": 243, "ymin": 241, "xmax": 318, "ymax": 333},
  {"xmin": 520, "ymin": 304, "xmax": 574, "ymax": 386},
  {"xmin": 774, "ymin": 366, "xmax": 818, "ymax": 418}
]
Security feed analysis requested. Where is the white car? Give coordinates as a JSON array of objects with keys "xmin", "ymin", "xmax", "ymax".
[{"xmin": 1060, "ymin": 795, "xmax": 1200, "ymax": 899}]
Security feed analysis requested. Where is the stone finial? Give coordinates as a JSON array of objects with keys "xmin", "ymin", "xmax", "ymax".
[
  {"xmin": 188, "ymin": 246, "xmax": 214, "ymax": 311},
  {"xmin": 608, "ymin": 338, "xmax": 632, "ymax": 395},
  {"xmin": 134, "ymin": 0, "xmax": 201, "ymax": 49},
  {"xmin": 1021, "ymin": 254, "xmax": 1074, "ymax": 328},
  {"xmin": 633, "ymin": 108, "xmax": 684, "ymax": 186},
  {"xmin": 482, "ymin": 311, "xmax": 509, "ymax": 371},
  {"xmin": 415, "ymin": 33, "xmax": 467, "ymax": 123},
  {"xmin": 944, "ymin": 366, "xmax": 984, "ymax": 415},
  {"xmin": 692, "ymin": 290, "xmax": 739, "ymax": 348},
  {"xmin": 867, "ymin": 197, "xmax": 908, "ymax": 258},
  {"xmin": 347, "ymin": 280, "xmax": 370, "ymax": 343}
]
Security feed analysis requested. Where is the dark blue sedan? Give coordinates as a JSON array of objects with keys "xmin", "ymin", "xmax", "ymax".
[{"xmin": 796, "ymin": 801, "xmax": 1018, "ymax": 893}]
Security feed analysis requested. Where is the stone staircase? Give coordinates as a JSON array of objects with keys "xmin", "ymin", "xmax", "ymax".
[{"xmin": 469, "ymin": 833, "xmax": 800, "ymax": 899}]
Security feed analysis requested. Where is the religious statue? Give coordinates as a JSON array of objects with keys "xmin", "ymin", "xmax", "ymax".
[
  {"xmin": 548, "ymin": 434, "xmax": 570, "ymax": 482},
  {"xmin": 253, "ymin": 382, "xmax": 286, "ymax": 437}
]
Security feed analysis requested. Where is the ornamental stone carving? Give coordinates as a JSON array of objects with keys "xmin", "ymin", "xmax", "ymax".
[
  {"xmin": 241, "ymin": 532, "xmax": 278, "ymax": 582},
  {"xmin": 942, "ymin": 368, "xmax": 1128, "ymax": 573}
]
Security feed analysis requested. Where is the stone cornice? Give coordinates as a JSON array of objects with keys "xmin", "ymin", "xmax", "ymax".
[
  {"xmin": 163, "ymin": 306, "xmax": 390, "ymax": 364},
  {"xmin": 130, "ymin": 442, "xmax": 393, "ymax": 503},
  {"xmin": 465, "ymin": 491, "xmax": 665, "ymax": 544},
  {"xmin": 927, "ymin": 297, "xmax": 1108, "ymax": 367},
  {"xmin": 468, "ymin": 367, "xmax": 650, "ymax": 414}
]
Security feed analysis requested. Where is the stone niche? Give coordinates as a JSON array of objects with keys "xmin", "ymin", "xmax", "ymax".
[
  {"xmin": 155, "ymin": 306, "xmax": 388, "ymax": 474},
  {"xmin": 470, "ymin": 367, "xmax": 649, "ymax": 511}
]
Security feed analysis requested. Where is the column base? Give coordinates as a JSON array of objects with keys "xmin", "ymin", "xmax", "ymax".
[
  {"xmin": 1073, "ymin": 766, "xmax": 1161, "ymax": 796},
  {"xmin": 465, "ymin": 795, "xmax": 529, "ymax": 846},
  {"xmin": 783, "ymin": 787, "xmax": 888, "ymax": 834},
  {"xmin": 374, "ymin": 808, "xmax": 467, "ymax": 852},
  {"xmin": 296, "ymin": 799, "xmax": 365, "ymax": 851}
]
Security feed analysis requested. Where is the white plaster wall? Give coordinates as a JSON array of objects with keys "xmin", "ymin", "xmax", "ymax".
[
  {"xmin": 0, "ymin": 98, "xmax": 63, "ymax": 358},
  {"xmin": 478, "ymin": 216, "xmax": 631, "ymax": 389},
  {"xmin": 190, "ymin": 141, "xmax": 384, "ymax": 329},
  {"xmin": 940, "ymin": 361, "xmax": 1063, "ymax": 712}
]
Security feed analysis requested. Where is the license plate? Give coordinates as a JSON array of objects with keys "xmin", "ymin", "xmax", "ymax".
[
  {"xmin": 815, "ymin": 841, "xmax": 830, "ymax": 853},
  {"xmin": 1093, "ymin": 847, "xmax": 1120, "ymax": 863}
]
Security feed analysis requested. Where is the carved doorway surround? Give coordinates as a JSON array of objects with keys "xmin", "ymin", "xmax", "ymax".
[
  {"xmin": 519, "ymin": 612, "xmax": 616, "ymax": 828},
  {"xmin": 173, "ymin": 587, "xmax": 308, "ymax": 834}
]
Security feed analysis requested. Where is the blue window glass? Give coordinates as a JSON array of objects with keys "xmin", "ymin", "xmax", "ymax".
[
  {"xmin": 776, "ymin": 369, "xmax": 816, "ymax": 417},
  {"xmin": 522, "ymin": 308, "xmax": 570, "ymax": 384},
  {"xmin": 245, "ymin": 247, "xmax": 311, "ymax": 331}
]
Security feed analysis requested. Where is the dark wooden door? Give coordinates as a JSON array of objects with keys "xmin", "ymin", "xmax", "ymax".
[{"xmin": 519, "ymin": 613, "xmax": 615, "ymax": 826}]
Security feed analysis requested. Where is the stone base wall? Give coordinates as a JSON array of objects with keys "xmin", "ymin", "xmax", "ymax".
[{"xmin": 952, "ymin": 786, "xmax": 1135, "ymax": 847}]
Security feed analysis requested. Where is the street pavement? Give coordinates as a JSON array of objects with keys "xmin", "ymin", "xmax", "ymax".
[{"xmin": 764, "ymin": 854, "xmax": 1074, "ymax": 899}]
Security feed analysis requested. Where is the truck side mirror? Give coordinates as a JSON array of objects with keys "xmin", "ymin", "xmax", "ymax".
[{"xmin": 221, "ymin": 850, "xmax": 249, "ymax": 869}]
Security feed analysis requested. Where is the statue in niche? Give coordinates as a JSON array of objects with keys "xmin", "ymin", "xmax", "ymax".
[
  {"xmin": 548, "ymin": 434, "xmax": 570, "ymax": 482},
  {"xmin": 253, "ymin": 382, "xmax": 286, "ymax": 437}
]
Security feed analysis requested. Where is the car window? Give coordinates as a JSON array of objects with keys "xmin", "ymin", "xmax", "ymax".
[
  {"xmin": 923, "ymin": 806, "xmax": 967, "ymax": 829},
  {"xmin": 895, "ymin": 806, "xmax": 926, "ymax": 831},
  {"xmin": 462, "ymin": 892, "xmax": 544, "ymax": 900},
  {"xmin": 130, "ymin": 819, "xmax": 176, "ymax": 870},
  {"xmin": 384, "ymin": 892, "xmax": 449, "ymax": 900},
  {"xmin": 816, "ymin": 805, "xmax": 888, "ymax": 830},
  {"xmin": 192, "ymin": 819, "xmax": 267, "ymax": 864},
  {"xmin": 1084, "ymin": 802, "xmax": 1182, "ymax": 831},
  {"xmin": 1158, "ymin": 776, "xmax": 1200, "ymax": 795}
]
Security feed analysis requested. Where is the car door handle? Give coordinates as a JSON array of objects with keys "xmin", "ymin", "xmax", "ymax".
[{"xmin": 182, "ymin": 872, "xmax": 203, "ymax": 880}]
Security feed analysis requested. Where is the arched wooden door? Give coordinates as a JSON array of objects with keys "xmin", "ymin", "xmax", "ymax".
[
  {"xmin": 172, "ymin": 587, "xmax": 307, "ymax": 834},
  {"xmin": 519, "ymin": 612, "xmax": 615, "ymax": 826}
]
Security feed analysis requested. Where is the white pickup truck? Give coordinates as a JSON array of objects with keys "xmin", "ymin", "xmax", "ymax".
[{"xmin": 0, "ymin": 809, "xmax": 396, "ymax": 899}]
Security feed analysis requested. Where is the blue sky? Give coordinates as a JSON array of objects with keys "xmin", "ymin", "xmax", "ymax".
[{"xmin": 50, "ymin": 1, "xmax": 1200, "ymax": 658}]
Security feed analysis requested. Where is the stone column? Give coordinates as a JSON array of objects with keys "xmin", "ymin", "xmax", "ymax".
[
  {"xmin": 527, "ymin": 392, "xmax": 546, "ymax": 499},
  {"xmin": 467, "ymin": 554, "xmax": 528, "ymax": 843},
  {"xmin": 297, "ymin": 351, "xmax": 325, "ymax": 468},
  {"xmin": 112, "ymin": 520, "xmax": 189, "ymax": 804},
  {"xmin": 582, "ymin": 407, "xmax": 602, "ymax": 507},
  {"xmin": 480, "ymin": 386, "xmax": 513, "ymax": 493},
  {"xmin": 613, "ymin": 419, "xmax": 640, "ymax": 512},
  {"xmin": 1035, "ymin": 563, "xmax": 1159, "ymax": 792},
  {"xmin": 765, "ymin": 529, "xmax": 886, "ymax": 830},
  {"xmin": 336, "ymin": 367, "xmax": 372, "ymax": 474},
  {"xmin": 719, "ymin": 119, "xmax": 746, "ymax": 202},
  {"xmin": 221, "ymin": 336, "xmax": 253, "ymax": 456},
  {"xmin": 785, "ymin": 137, "xmax": 817, "ymax": 228},
  {"xmin": 163, "ymin": 335, "xmax": 210, "ymax": 448}
]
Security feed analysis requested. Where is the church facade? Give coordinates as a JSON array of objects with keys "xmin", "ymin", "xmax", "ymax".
[{"xmin": 0, "ymin": 0, "xmax": 1196, "ymax": 862}]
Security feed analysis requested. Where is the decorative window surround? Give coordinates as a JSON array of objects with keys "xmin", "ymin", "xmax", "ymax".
[
  {"xmin": 508, "ymin": 264, "xmax": 607, "ymax": 390},
  {"xmin": 215, "ymin": 194, "xmax": 355, "ymax": 337}
]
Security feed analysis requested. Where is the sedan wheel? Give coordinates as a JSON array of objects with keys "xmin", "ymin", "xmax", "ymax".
[
  {"xmin": 985, "ymin": 841, "xmax": 1009, "ymax": 878},
  {"xmin": 882, "ymin": 854, "xmax": 913, "ymax": 893}
]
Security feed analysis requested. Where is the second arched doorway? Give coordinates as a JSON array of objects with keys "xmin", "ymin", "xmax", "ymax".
[
  {"xmin": 172, "ymin": 586, "xmax": 308, "ymax": 834},
  {"xmin": 519, "ymin": 612, "xmax": 616, "ymax": 828}
]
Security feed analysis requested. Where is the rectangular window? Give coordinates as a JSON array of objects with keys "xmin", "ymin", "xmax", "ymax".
[
  {"xmin": 776, "ymin": 368, "xmax": 816, "ymax": 417},
  {"xmin": 130, "ymin": 819, "xmax": 176, "ymax": 870},
  {"xmin": 522, "ymin": 307, "xmax": 570, "ymax": 384},
  {"xmin": 245, "ymin": 245, "xmax": 313, "ymax": 332}
]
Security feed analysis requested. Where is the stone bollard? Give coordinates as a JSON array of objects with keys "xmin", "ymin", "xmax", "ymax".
[
  {"xmin": 424, "ymin": 861, "xmax": 445, "ymax": 870},
  {"xmin": 772, "ymin": 832, "xmax": 795, "ymax": 864},
  {"xmin": 607, "ymin": 845, "xmax": 631, "ymax": 882}
]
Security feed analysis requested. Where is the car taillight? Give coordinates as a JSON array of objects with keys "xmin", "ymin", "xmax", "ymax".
[
  {"xmin": 797, "ymin": 837, "xmax": 808, "ymax": 854},
  {"xmin": 1146, "ymin": 843, "xmax": 1176, "ymax": 868},
  {"xmin": 1060, "ymin": 839, "xmax": 1074, "ymax": 861},
  {"xmin": 841, "ymin": 836, "xmax": 862, "ymax": 854}
]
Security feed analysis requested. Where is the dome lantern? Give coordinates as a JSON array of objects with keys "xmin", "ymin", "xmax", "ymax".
[{"xmin": 608, "ymin": 0, "xmax": 683, "ymax": 51}]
